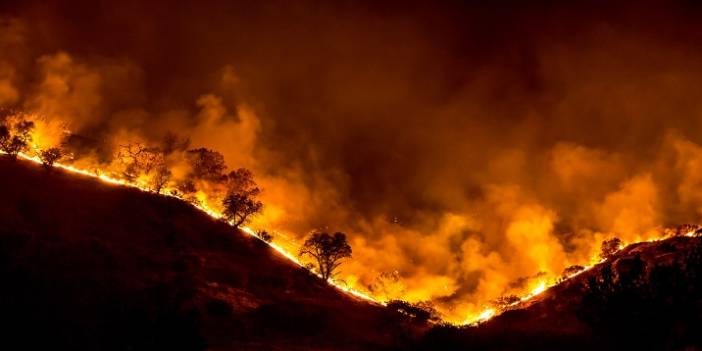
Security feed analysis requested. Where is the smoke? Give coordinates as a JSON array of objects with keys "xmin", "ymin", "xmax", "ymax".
[
  {"xmin": 0, "ymin": 18, "xmax": 23, "ymax": 106},
  {"xmin": 4, "ymin": 0, "xmax": 702, "ymax": 321}
]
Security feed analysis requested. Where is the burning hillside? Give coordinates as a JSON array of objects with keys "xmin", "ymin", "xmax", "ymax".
[
  {"xmin": 0, "ymin": 157, "xmax": 416, "ymax": 350},
  {"xmin": 419, "ymin": 232, "xmax": 702, "ymax": 350},
  {"xmin": 4, "ymin": 0, "xmax": 702, "ymax": 333},
  {"xmin": 3, "ymin": 110, "xmax": 694, "ymax": 326},
  {"xmin": 2, "ymin": 154, "xmax": 702, "ymax": 350}
]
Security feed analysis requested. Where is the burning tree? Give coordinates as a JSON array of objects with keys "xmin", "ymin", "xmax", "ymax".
[
  {"xmin": 222, "ymin": 192, "xmax": 263, "ymax": 228},
  {"xmin": 491, "ymin": 294, "xmax": 522, "ymax": 310},
  {"xmin": 256, "ymin": 230, "xmax": 273, "ymax": 243},
  {"xmin": 600, "ymin": 237, "xmax": 623, "ymax": 260},
  {"xmin": 39, "ymin": 147, "xmax": 63, "ymax": 170},
  {"xmin": 176, "ymin": 179, "xmax": 197, "ymax": 196},
  {"xmin": 299, "ymin": 231, "xmax": 352, "ymax": 281},
  {"xmin": 151, "ymin": 165, "xmax": 172, "ymax": 194},
  {"xmin": 226, "ymin": 168, "xmax": 257, "ymax": 193},
  {"xmin": 117, "ymin": 143, "xmax": 165, "ymax": 181},
  {"xmin": 558, "ymin": 264, "xmax": 587, "ymax": 283},
  {"xmin": 0, "ymin": 127, "xmax": 22, "ymax": 157},
  {"xmin": 563, "ymin": 264, "xmax": 586, "ymax": 277},
  {"xmin": 0, "ymin": 120, "xmax": 34, "ymax": 159},
  {"xmin": 221, "ymin": 169, "xmax": 263, "ymax": 227},
  {"xmin": 117, "ymin": 140, "xmax": 181, "ymax": 192},
  {"xmin": 186, "ymin": 148, "xmax": 227, "ymax": 182}
]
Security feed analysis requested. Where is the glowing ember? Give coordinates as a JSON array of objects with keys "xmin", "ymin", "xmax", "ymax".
[
  {"xmin": 527, "ymin": 281, "xmax": 547, "ymax": 298},
  {"xmin": 473, "ymin": 308, "xmax": 496, "ymax": 324}
]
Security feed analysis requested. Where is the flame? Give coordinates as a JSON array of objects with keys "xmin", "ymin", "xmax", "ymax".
[
  {"xmin": 4, "ymin": 142, "xmax": 698, "ymax": 325},
  {"xmin": 475, "ymin": 308, "xmax": 496, "ymax": 322},
  {"xmin": 7, "ymin": 11, "xmax": 702, "ymax": 327},
  {"xmin": 7, "ymin": 150, "xmax": 381, "ymax": 305},
  {"xmin": 527, "ymin": 280, "xmax": 547, "ymax": 297},
  {"xmin": 462, "ymin": 226, "xmax": 702, "ymax": 325},
  {"xmin": 5, "ymin": 63, "xmax": 694, "ymax": 325}
]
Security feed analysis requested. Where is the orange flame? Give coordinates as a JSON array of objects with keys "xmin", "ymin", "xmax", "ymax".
[
  {"xmin": 4, "ymin": 142, "xmax": 695, "ymax": 325},
  {"xmin": 8, "ymin": 150, "xmax": 382, "ymax": 305}
]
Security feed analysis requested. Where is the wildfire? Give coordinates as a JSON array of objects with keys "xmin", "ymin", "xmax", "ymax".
[
  {"xmin": 4, "ymin": 144, "xmax": 699, "ymax": 326},
  {"xmin": 9, "ymin": 150, "xmax": 382, "ymax": 305},
  {"xmin": 527, "ymin": 281, "xmax": 547, "ymax": 297},
  {"xmin": 476, "ymin": 308, "xmax": 496, "ymax": 322},
  {"xmin": 464, "ymin": 279, "xmax": 549, "ymax": 325},
  {"xmin": 462, "ymin": 226, "xmax": 702, "ymax": 325},
  {"xmin": 6, "ymin": 4, "xmax": 702, "ymax": 330}
]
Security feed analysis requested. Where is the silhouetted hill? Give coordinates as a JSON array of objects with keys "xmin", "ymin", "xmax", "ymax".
[
  {"xmin": 419, "ymin": 232, "xmax": 702, "ymax": 350},
  {"xmin": 4, "ymin": 157, "xmax": 702, "ymax": 351},
  {"xmin": 0, "ymin": 158, "xmax": 418, "ymax": 350}
]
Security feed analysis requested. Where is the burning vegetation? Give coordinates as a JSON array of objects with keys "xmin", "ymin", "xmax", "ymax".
[
  {"xmin": 4, "ymin": 110, "xmax": 702, "ymax": 327},
  {"xmin": 0, "ymin": 112, "xmax": 380, "ymax": 306},
  {"xmin": 0, "ymin": 157, "xmax": 414, "ymax": 350},
  {"xmin": 5, "ymin": 1, "xmax": 702, "ymax": 327},
  {"xmin": 2, "ymin": 152, "xmax": 701, "ymax": 349}
]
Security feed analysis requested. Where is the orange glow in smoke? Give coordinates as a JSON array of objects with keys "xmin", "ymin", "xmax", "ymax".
[
  {"xmin": 3, "ymin": 118, "xmax": 699, "ymax": 326},
  {"xmin": 11, "ymin": 147, "xmax": 688, "ymax": 325}
]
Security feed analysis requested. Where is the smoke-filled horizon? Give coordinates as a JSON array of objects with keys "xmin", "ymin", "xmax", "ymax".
[{"xmin": 4, "ymin": 0, "xmax": 702, "ymax": 321}]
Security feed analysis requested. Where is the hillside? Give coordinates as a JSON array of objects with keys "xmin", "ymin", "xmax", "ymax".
[
  {"xmin": 0, "ymin": 158, "xmax": 418, "ymax": 350},
  {"xmin": 4, "ymin": 156, "xmax": 702, "ymax": 351},
  {"xmin": 419, "ymin": 232, "xmax": 702, "ymax": 350}
]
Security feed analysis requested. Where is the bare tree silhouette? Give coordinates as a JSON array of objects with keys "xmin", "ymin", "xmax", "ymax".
[
  {"xmin": 299, "ymin": 231, "xmax": 352, "ymax": 281},
  {"xmin": 39, "ymin": 147, "xmax": 63, "ymax": 170},
  {"xmin": 0, "ymin": 120, "xmax": 34, "ymax": 159}
]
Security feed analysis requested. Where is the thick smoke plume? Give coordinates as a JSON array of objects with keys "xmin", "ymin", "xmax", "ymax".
[{"xmin": 4, "ymin": 0, "xmax": 702, "ymax": 321}]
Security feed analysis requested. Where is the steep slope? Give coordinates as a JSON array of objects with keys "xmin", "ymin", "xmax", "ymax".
[
  {"xmin": 419, "ymin": 233, "xmax": 702, "ymax": 350},
  {"xmin": 6, "ymin": 155, "xmax": 702, "ymax": 351},
  {"xmin": 0, "ymin": 158, "xmax": 417, "ymax": 350}
]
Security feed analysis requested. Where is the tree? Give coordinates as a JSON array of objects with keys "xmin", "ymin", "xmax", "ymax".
[
  {"xmin": 299, "ymin": 231, "xmax": 352, "ymax": 281},
  {"xmin": 151, "ymin": 166, "xmax": 172, "ymax": 194},
  {"xmin": 222, "ymin": 167, "xmax": 262, "ymax": 227},
  {"xmin": 559, "ymin": 264, "xmax": 586, "ymax": 282},
  {"xmin": 0, "ymin": 126, "xmax": 17, "ymax": 156},
  {"xmin": 563, "ymin": 264, "xmax": 586, "ymax": 277},
  {"xmin": 600, "ymin": 237, "xmax": 623, "ymax": 260},
  {"xmin": 39, "ymin": 147, "xmax": 63, "ymax": 170},
  {"xmin": 0, "ymin": 120, "xmax": 34, "ymax": 159},
  {"xmin": 226, "ymin": 168, "xmax": 258, "ymax": 194},
  {"xmin": 491, "ymin": 295, "xmax": 521, "ymax": 310},
  {"xmin": 117, "ymin": 143, "xmax": 164, "ymax": 180},
  {"xmin": 177, "ymin": 179, "xmax": 197, "ymax": 195},
  {"xmin": 222, "ymin": 192, "xmax": 263, "ymax": 228},
  {"xmin": 186, "ymin": 148, "xmax": 227, "ymax": 182},
  {"xmin": 256, "ymin": 230, "xmax": 273, "ymax": 243},
  {"xmin": 160, "ymin": 132, "xmax": 190, "ymax": 156}
]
